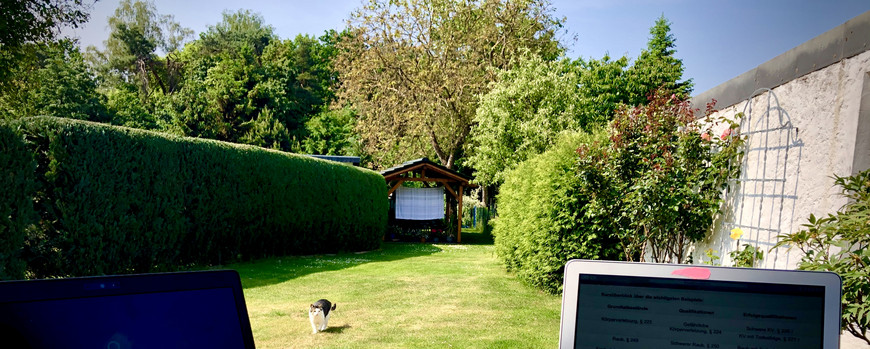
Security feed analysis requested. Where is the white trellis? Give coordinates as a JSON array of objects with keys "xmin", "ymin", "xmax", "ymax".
[{"xmin": 716, "ymin": 88, "xmax": 804, "ymax": 269}]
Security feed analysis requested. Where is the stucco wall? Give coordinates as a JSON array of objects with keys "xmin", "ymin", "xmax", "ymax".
[
  {"xmin": 694, "ymin": 49, "xmax": 870, "ymax": 270},
  {"xmin": 690, "ymin": 36, "xmax": 870, "ymax": 349}
]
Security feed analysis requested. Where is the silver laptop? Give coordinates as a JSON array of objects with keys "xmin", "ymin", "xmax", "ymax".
[{"xmin": 559, "ymin": 260, "xmax": 842, "ymax": 349}]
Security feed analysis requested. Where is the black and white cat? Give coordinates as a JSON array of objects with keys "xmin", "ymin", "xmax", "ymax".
[{"xmin": 308, "ymin": 299, "xmax": 336, "ymax": 334}]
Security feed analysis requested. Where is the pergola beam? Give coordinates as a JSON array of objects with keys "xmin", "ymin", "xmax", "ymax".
[
  {"xmin": 387, "ymin": 180, "xmax": 404, "ymax": 196},
  {"xmin": 392, "ymin": 177, "xmax": 451, "ymax": 183},
  {"xmin": 443, "ymin": 183, "xmax": 458, "ymax": 201}
]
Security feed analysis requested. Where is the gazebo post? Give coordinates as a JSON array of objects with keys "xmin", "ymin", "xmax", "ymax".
[{"xmin": 457, "ymin": 185, "xmax": 463, "ymax": 243}]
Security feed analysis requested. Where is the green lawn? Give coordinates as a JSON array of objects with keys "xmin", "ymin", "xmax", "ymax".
[{"xmin": 229, "ymin": 232, "xmax": 562, "ymax": 348}]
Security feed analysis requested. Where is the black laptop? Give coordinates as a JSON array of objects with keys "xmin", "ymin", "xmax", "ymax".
[{"xmin": 0, "ymin": 270, "xmax": 256, "ymax": 348}]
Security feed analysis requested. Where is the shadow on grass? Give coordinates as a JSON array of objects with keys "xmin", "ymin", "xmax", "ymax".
[
  {"xmin": 228, "ymin": 242, "xmax": 444, "ymax": 289},
  {"xmin": 460, "ymin": 230, "xmax": 494, "ymax": 245},
  {"xmin": 323, "ymin": 324, "xmax": 351, "ymax": 334}
]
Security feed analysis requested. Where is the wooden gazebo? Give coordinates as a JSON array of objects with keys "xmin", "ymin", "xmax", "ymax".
[{"xmin": 380, "ymin": 158, "xmax": 476, "ymax": 243}]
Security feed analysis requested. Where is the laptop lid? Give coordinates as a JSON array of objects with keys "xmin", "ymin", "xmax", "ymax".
[
  {"xmin": 0, "ymin": 270, "xmax": 256, "ymax": 349},
  {"xmin": 559, "ymin": 260, "xmax": 842, "ymax": 349}
]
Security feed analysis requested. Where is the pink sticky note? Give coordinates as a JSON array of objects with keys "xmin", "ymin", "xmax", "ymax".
[{"xmin": 671, "ymin": 267, "xmax": 711, "ymax": 280}]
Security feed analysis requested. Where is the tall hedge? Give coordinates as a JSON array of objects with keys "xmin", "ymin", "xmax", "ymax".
[
  {"xmin": 1, "ymin": 117, "xmax": 387, "ymax": 278},
  {"xmin": 0, "ymin": 126, "xmax": 36, "ymax": 280},
  {"xmin": 493, "ymin": 130, "xmax": 621, "ymax": 294}
]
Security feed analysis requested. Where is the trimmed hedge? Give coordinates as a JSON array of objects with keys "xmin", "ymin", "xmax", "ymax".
[
  {"xmin": 493, "ymin": 130, "xmax": 620, "ymax": 294},
  {"xmin": 0, "ymin": 117, "xmax": 386, "ymax": 278},
  {"xmin": 0, "ymin": 126, "xmax": 36, "ymax": 280}
]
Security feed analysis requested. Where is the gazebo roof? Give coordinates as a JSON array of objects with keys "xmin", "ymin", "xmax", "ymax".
[{"xmin": 380, "ymin": 157, "xmax": 473, "ymax": 184}]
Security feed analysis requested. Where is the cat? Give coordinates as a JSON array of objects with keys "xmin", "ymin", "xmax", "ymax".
[{"xmin": 308, "ymin": 299, "xmax": 336, "ymax": 334}]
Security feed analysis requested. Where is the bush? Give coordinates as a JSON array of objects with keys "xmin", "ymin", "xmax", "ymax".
[
  {"xmin": 577, "ymin": 92, "xmax": 743, "ymax": 263},
  {"xmin": 775, "ymin": 169, "xmax": 870, "ymax": 344},
  {"xmin": 494, "ymin": 130, "xmax": 621, "ymax": 294},
  {"xmin": 494, "ymin": 93, "xmax": 744, "ymax": 294},
  {"xmin": 2, "ymin": 116, "xmax": 387, "ymax": 278}
]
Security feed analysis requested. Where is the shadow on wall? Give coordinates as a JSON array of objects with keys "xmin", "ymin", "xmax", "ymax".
[{"xmin": 704, "ymin": 89, "xmax": 804, "ymax": 269}]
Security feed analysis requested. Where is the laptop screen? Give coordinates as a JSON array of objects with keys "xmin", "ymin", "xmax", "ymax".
[
  {"xmin": 559, "ymin": 260, "xmax": 842, "ymax": 349},
  {"xmin": 574, "ymin": 274, "xmax": 825, "ymax": 349},
  {"xmin": 0, "ymin": 270, "xmax": 255, "ymax": 349}
]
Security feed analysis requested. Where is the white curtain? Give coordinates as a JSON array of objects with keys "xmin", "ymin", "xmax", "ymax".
[{"xmin": 395, "ymin": 186, "xmax": 445, "ymax": 220}]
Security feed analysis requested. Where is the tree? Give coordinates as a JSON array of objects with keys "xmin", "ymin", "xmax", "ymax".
[
  {"xmin": 625, "ymin": 15, "xmax": 692, "ymax": 105},
  {"xmin": 336, "ymin": 0, "xmax": 563, "ymax": 169},
  {"xmin": 0, "ymin": 0, "xmax": 89, "ymax": 47},
  {"xmin": 575, "ymin": 55, "xmax": 631, "ymax": 123},
  {"xmin": 301, "ymin": 107, "xmax": 358, "ymax": 156},
  {"xmin": 163, "ymin": 10, "xmax": 274, "ymax": 142},
  {"xmin": 257, "ymin": 32, "xmax": 342, "ymax": 138},
  {"xmin": 0, "ymin": 40, "xmax": 108, "ymax": 122},
  {"xmin": 0, "ymin": 0, "xmax": 91, "ymax": 84},
  {"xmin": 493, "ymin": 93, "xmax": 745, "ymax": 293},
  {"xmin": 104, "ymin": 86, "xmax": 157, "ymax": 128},
  {"xmin": 197, "ymin": 9, "xmax": 275, "ymax": 57},
  {"xmin": 467, "ymin": 16, "xmax": 691, "ymax": 187},
  {"xmin": 91, "ymin": 0, "xmax": 192, "ymax": 101},
  {"xmin": 467, "ymin": 53, "xmax": 636, "ymax": 186},
  {"xmin": 168, "ymin": 43, "xmax": 261, "ymax": 142},
  {"xmin": 467, "ymin": 55, "xmax": 583, "ymax": 186},
  {"xmin": 165, "ymin": 12, "xmax": 341, "ymax": 151},
  {"xmin": 239, "ymin": 108, "xmax": 292, "ymax": 150}
]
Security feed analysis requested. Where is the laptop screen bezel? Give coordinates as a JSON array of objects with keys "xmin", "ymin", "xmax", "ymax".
[
  {"xmin": 0, "ymin": 270, "xmax": 256, "ymax": 349},
  {"xmin": 558, "ymin": 260, "xmax": 842, "ymax": 349}
]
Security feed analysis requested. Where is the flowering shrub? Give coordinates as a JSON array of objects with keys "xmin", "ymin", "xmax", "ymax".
[
  {"xmin": 493, "ymin": 92, "xmax": 744, "ymax": 293},
  {"xmin": 701, "ymin": 228, "xmax": 764, "ymax": 268},
  {"xmin": 576, "ymin": 91, "xmax": 744, "ymax": 263}
]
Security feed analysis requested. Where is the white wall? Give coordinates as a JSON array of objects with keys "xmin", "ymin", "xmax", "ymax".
[
  {"xmin": 694, "ymin": 49, "xmax": 869, "ymax": 270},
  {"xmin": 693, "ymin": 49, "xmax": 870, "ymax": 348}
]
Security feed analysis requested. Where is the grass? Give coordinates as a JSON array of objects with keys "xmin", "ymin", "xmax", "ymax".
[{"xmin": 228, "ymin": 232, "xmax": 561, "ymax": 348}]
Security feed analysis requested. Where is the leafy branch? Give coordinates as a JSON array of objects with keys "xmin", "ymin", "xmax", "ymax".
[{"xmin": 774, "ymin": 169, "xmax": 870, "ymax": 344}]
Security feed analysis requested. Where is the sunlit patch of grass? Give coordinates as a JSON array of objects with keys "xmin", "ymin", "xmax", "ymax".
[{"xmin": 230, "ymin": 233, "xmax": 560, "ymax": 348}]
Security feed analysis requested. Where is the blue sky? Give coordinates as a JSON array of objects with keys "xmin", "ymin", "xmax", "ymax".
[{"xmin": 64, "ymin": 0, "xmax": 870, "ymax": 95}]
